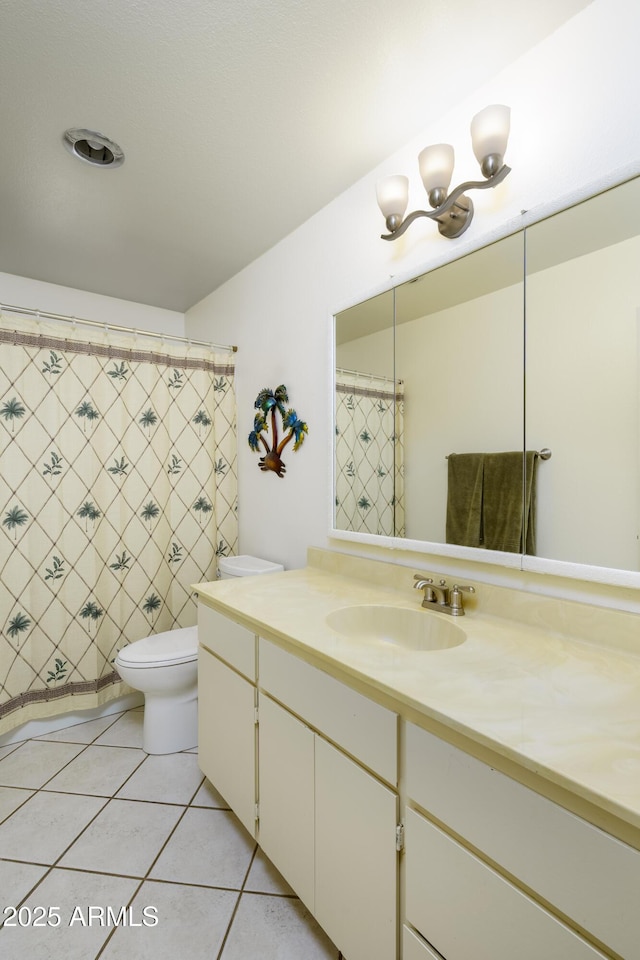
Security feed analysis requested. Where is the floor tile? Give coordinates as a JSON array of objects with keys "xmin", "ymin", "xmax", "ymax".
[
  {"xmin": 221, "ymin": 893, "xmax": 338, "ymax": 960},
  {"xmin": 93, "ymin": 712, "xmax": 145, "ymax": 748},
  {"xmin": 0, "ymin": 741, "xmax": 86, "ymax": 789},
  {"xmin": 101, "ymin": 879, "xmax": 238, "ymax": 959},
  {"xmin": 0, "ymin": 786, "xmax": 34, "ymax": 824},
  {"xmin": 150, "ymin": 808, "xmax": 255, "ymax": 888},
  {"xmin": 116, "ymin": 752, "xmax": 204, "ymax": 804},
  {"xmin": 0, "ymin": 867, "xmax": 139, "ymax": 960},
  {"xmin": 0, "ymin": 791, "xmax": 106, "ymax": 864},
  {"xmin": 44, "ymin": 745, "xmax": 145, "ymax": 796},
  {"xmin": 34, "ymin": 714, "xmax": 124, "ymax": 744},
  {"xmin": 0, "ymin": 742, "xmax": 25, "ymax": 762},
  {"xmin": 59, "ymin": 799, "xmax": 183, "ymax": 878},
  {"xmin": 0, "ymin": 861, "xmax": 49, "ymax": 922},
  {"xmin": 244, "ymin": 848, "xmax": 294, "ymax": 896},
  {"xmin": 0, "ymin": 705, "xmax": 338, "ymax": 959},
  {"xmin": 191, "ymin": 777, "xmax": 229, "ymax": 808}
]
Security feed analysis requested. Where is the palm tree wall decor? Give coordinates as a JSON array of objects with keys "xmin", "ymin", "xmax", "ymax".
[{"xmin": 248, "ymin": 384, "xmax": 308, "ymax": 478}]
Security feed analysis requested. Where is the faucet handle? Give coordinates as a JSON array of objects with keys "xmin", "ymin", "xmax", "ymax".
[
  {"xmin": 449, "ymin": 583, "xmax": 476, "ymax": 616},
  {"xmin": 413, "ymin": 574, "xmax": 435, "ymax": 602}
]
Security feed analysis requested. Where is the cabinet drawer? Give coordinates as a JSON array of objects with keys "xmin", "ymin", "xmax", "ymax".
[
  {"xmin": 406, "ymin": 723, "xmax": 639, "ymax": 959},
  {"xmin": 259, "ymin": 638, "xmax": 397, "ymax": 785},
  {"xmin": 405, "ymin": 809, "xmax": 607, "ymax": 960},
  {"xmin": 198, "ymin": 602, "xmax": 256, "ymax": 680},
  {"xmin": 403, "ymin": 926, "xmax": 444, "ymax": 960}
]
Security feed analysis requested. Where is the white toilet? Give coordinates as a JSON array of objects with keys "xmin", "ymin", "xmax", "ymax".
[{"xmin": 115, "ymin": 555, "xmax": 283, "ymax": 754}]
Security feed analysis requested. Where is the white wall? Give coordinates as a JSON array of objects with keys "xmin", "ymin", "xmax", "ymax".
[
  {"xmin": 185, "ymin": 0, "xmax": 640, "ymax": 608},
  {"xmin": 0, "ymin": 272, "xmax": 185, "ymax": 338}
]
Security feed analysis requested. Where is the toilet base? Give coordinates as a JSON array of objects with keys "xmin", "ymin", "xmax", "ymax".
[{"xmin": 142, "ymin": 692, "xmax": 198, "ymax": 754}]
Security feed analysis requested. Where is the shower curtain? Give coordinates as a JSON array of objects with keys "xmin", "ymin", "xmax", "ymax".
[
  {"xmin": 335, "ymin": 370, "xmax": 405, "ymax": 537},
  {"xmin": 0, "ymin": 315, "xmax": 238, "ymax": 733}
]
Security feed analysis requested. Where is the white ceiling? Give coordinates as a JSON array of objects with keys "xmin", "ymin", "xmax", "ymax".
[{"xmin": 0, "ymin": 0, "xmax": 591, "ymax": 313}]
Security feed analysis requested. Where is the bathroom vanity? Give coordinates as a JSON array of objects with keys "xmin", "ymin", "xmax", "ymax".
[{"xmin": 195, "ymin": 548, "xmax": 640, "ymax": 960}]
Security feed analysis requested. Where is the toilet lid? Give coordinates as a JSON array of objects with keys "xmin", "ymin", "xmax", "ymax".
[
  {"xmin": 116, "ymin": 626, "xmax": 198, "ymax": 667},
  {"xmin": 218, "ymin": 555, "xmax": 284, "ymax": 577}
]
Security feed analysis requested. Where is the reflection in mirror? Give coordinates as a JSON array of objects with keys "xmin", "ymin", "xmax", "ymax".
[
  {"xmin": 394, "ymin": 233, "xmax": 525, "ymax": 548},
  {"xmin": 333, "ymin": 174, "xmax": 640, "ymax": 583},
  {"xmin": 525, "ymin": 175, "xmax": 640, "ymax": 570},
  {"xmin": 334, "ymin": 289, "xmax": 403, "ymax": 536},
  {"xmin": 334, "ymin": 234, "xmax": 526, "ymax": 550}
]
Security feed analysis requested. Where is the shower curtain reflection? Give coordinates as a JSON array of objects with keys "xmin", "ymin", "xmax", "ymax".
[
  {"xmin": 0, "ymin": 315, "xmax": 238, "ymax": 733},
  {"xmin": 335, "ymin": 369, "xmax": 404, "ymax": 537}
]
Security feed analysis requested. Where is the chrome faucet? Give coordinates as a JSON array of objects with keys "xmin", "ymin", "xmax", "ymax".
[{"xmin": 413, "ymin": 575, "xmax": 475, "ymax": 616}]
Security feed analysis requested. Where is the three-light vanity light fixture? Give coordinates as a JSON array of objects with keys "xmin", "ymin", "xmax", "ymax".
[{"xmin": 376, "ymin": 104, "xmax": 511, "ymax": 241}]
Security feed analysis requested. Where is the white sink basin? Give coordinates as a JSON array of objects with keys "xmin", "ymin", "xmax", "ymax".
[{"xmin": 326, "ymin": 604, "xmax": 466, "ymax": 652}]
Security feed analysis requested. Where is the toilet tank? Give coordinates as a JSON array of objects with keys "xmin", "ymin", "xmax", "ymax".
[{"xmin": 218, "ymin": 555, "xmax": 284, "ymax": 579}]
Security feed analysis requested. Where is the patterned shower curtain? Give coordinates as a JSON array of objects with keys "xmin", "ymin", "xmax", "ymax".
[
  {"xmin": 335, "ymin": 370, "xmax": 405, "ymax": 537},
  {"xmin": 0, "ymin": 315, "xmax": 238, "ymax": 733}
]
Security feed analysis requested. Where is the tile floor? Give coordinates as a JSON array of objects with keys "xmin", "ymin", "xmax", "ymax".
[{"xmin": 0, "ymin": 707, "xmax": 339, "ymax": 960}]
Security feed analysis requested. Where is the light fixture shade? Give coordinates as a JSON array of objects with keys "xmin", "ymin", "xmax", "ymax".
[
  {"xmin": 376, "ymin": 175, "xmax": 409, "ymax": 220},
  {"xmin": 470, "ymin": 105, "xmax": 511, "ymax": 164},
  {"xmin": 418, "ymin": 144, "xmax": 455, "ymax": 194}
]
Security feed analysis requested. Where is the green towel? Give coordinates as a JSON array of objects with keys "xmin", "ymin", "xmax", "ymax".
[
  {"xmin": 446, "ymin": 451, "xmax": 538, "ymax": 554},
  {"xmin": 483, "ymin": 452, "xmax": 522, "ymax": 553},
  {"xmin": 523, "ymin": 450, "xmax": 538, "ymax": 556},
  {"xmin": 445, "ymin": 453, "xmax": 484, "ymax": 548}
]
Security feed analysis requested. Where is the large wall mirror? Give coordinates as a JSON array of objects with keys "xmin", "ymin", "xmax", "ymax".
[{"xmin": 333, "ymin": 174, "xmax": 640, "ymax": 585}]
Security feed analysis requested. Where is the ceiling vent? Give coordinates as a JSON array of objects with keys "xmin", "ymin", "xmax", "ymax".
[{"xmin": 63, "ymin": 128, "xmax": 124, "ymax": 168}]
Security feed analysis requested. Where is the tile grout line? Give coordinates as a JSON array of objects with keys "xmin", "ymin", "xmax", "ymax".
[
  {"xmin": 215, "ymin": 842, "xmax": 259, "ymax": 960},
  {"xmin": 91, "ymin": 778, "xmax": 207, "ymax": 958},
  {"xmin": 0, "ymin": 712, "xmax": 148, "ymax": 925},
  {"xmin": 0, "ymin": 721, "xmax": 127, "ymax": 919},
  {"xmin": 1, "ymin": 712, "xmax": 309, "ymax": 954},
  {"xmin": 0, "ymin": 786, "xmax": 37, "ymax": 827}
]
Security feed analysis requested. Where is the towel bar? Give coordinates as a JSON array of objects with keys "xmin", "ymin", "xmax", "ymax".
[{"xmin": 446, "ymin": 448, "xmax": 552, "ymax": 460}]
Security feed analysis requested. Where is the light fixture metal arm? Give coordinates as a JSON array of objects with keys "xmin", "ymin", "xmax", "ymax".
[{"xmin": 381, "ymin": 164, "xmax": 511, "ymax": 241}]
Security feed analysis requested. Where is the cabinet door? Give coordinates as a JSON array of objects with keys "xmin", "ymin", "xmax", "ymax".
[
  {"xmin": 198, "ymin": 648, "xmax": 257, "ymax": 836},
  {"xmin": 405, "ymin": 809, "xmax": 608, "ymax": 960},
  {"xmin": 315, "ymin": 736, "xmax": 398, "ymax": 960},
  {"xmin": 257, "ymin": 693, "xmax": 315, "ymax": 909},
  {"xmin": 403, "ymin": 926, "xmax": 445, "ymax": 960}
]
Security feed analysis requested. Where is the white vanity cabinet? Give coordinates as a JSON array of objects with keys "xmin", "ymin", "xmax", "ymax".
[
  {"xmin": 196, "ymin": 595, "xmax": 638, "ymax": 960},
  {"xmin": 258, "ymin": 638, "xmax": 399, "ymax": 960},
  {"xmin": 197, "ymin": 603, "xmax": 258, "ymax": 836},
  {"xmin": 404, "ymin": 723, "xmax": 637, "ymax": 960}
]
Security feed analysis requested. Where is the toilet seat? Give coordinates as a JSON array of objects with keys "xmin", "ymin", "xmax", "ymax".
[{"xmin": 116, "ymin": 626, "xmax": 198, "ymax": 668}]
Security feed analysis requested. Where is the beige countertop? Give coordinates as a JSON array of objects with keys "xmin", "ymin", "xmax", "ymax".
[{"xmin": 194, "ymin": 551, "xmax": 640, "ymax": 846}]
